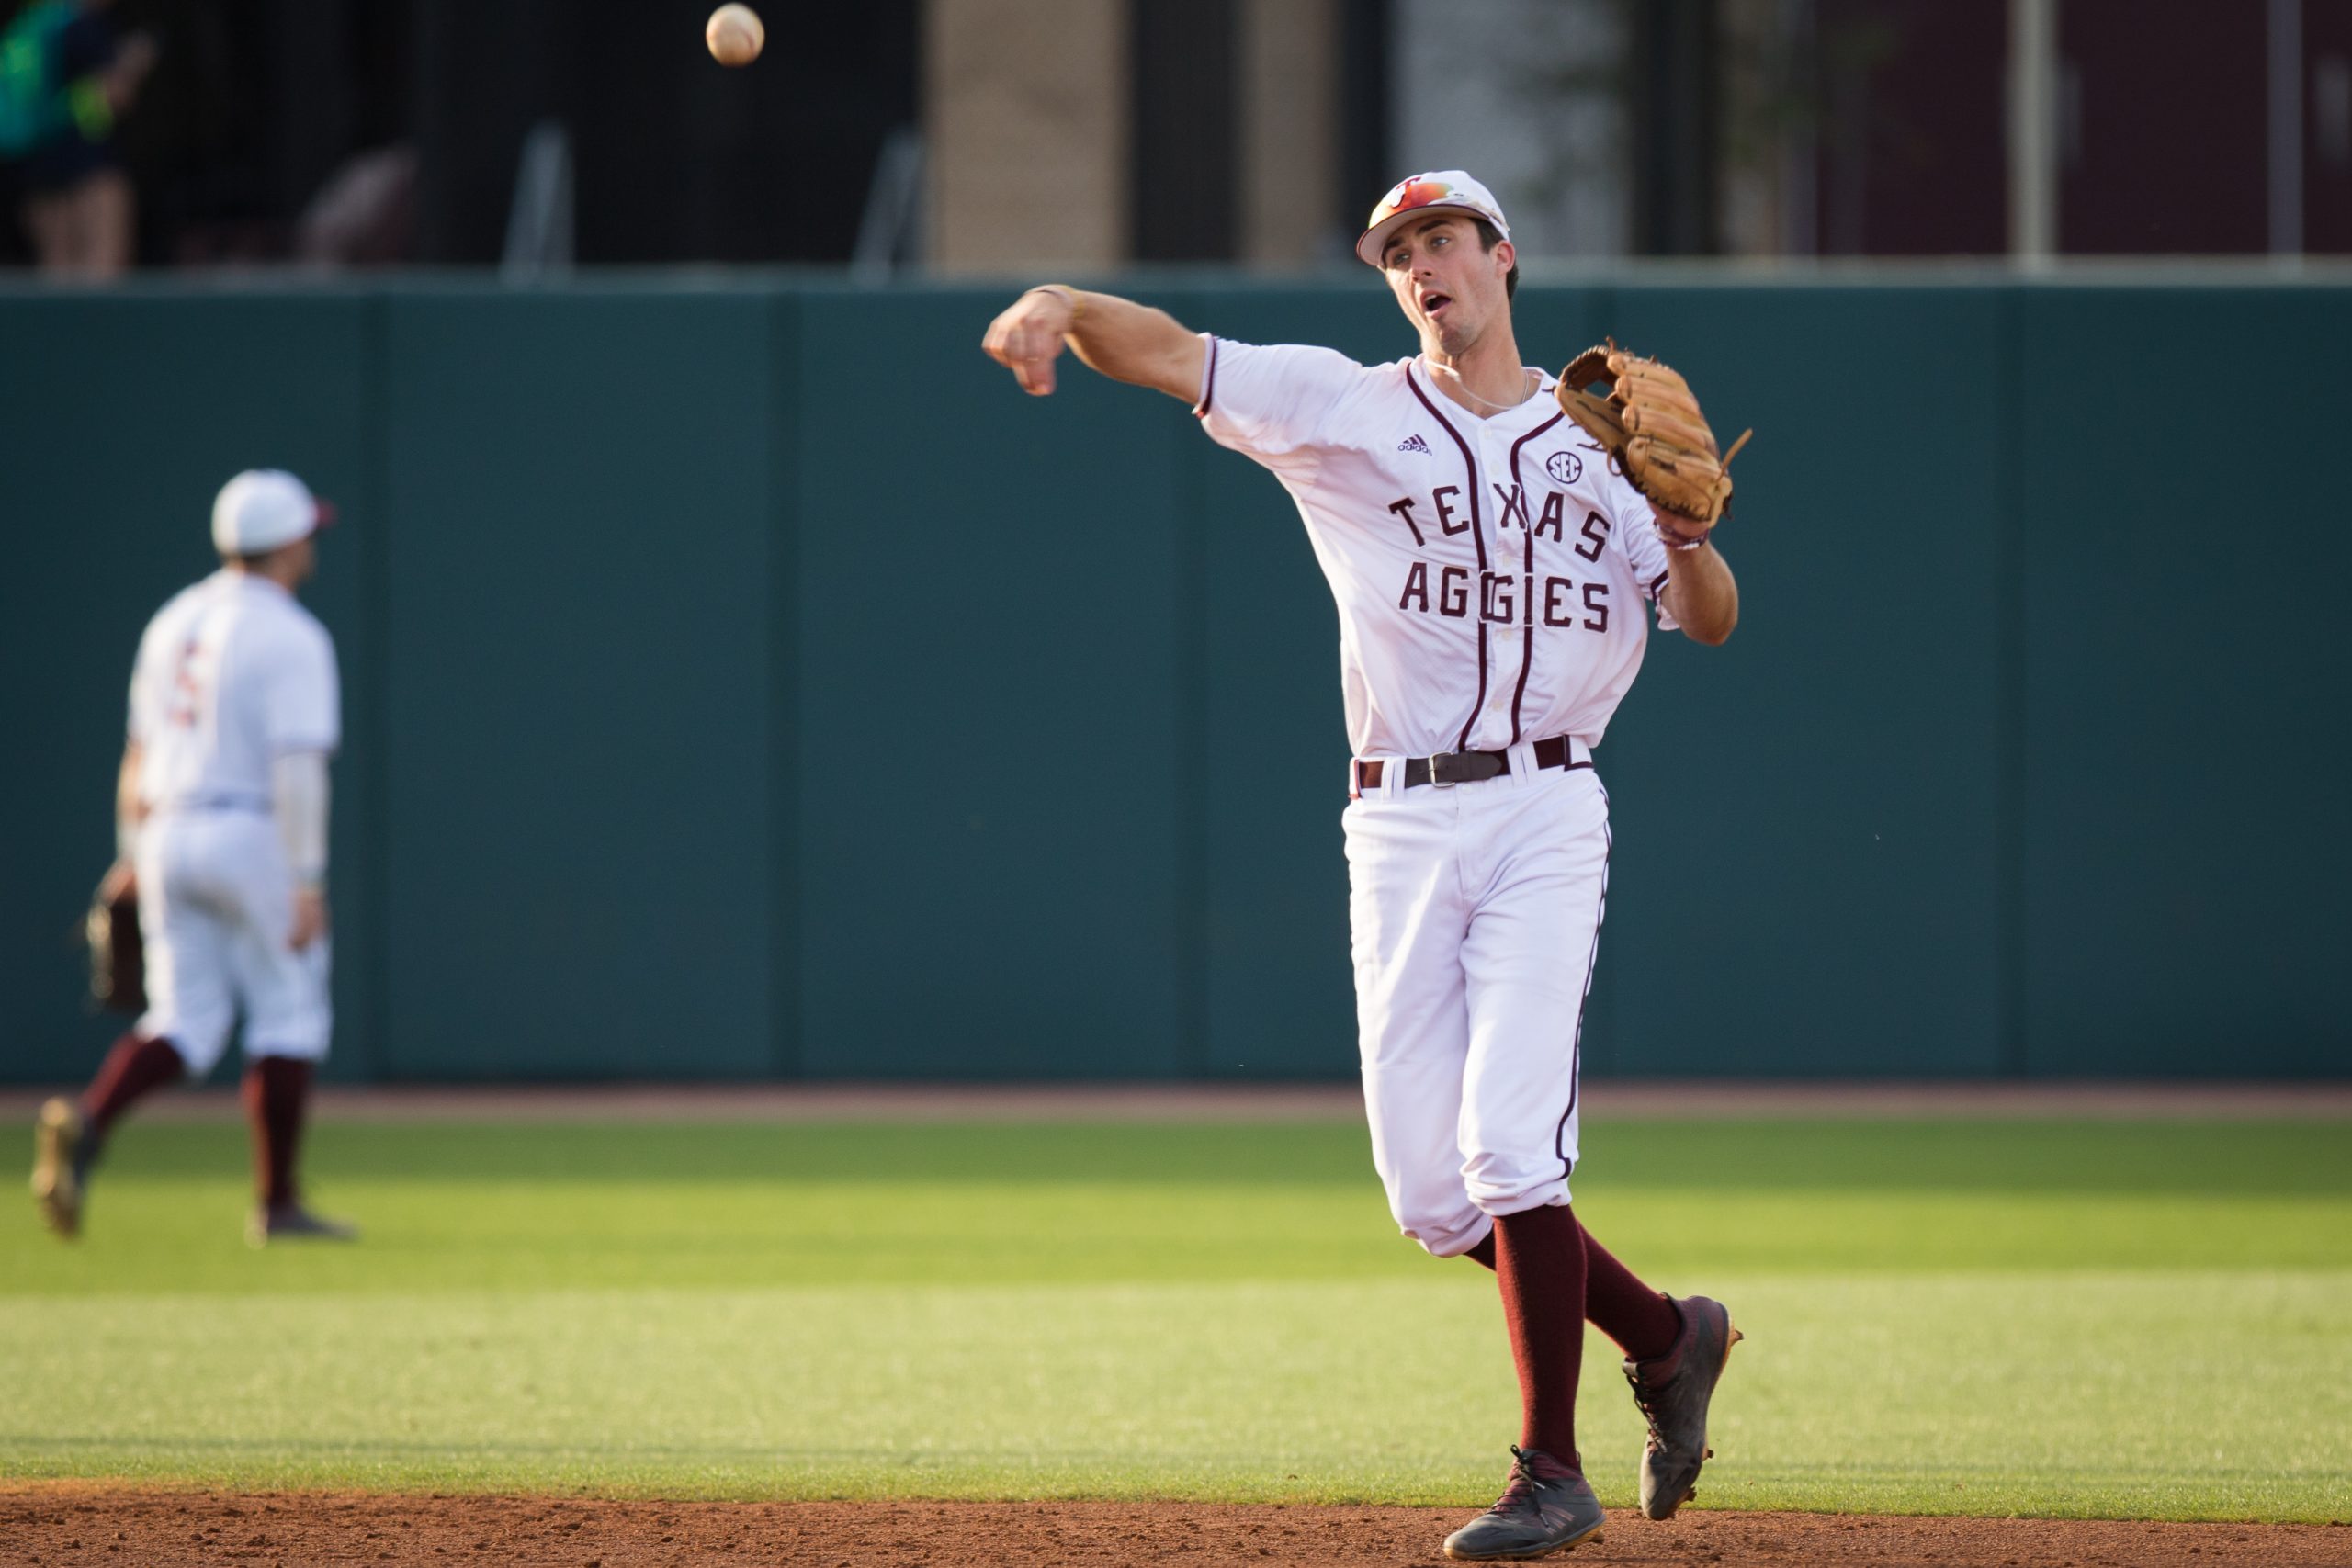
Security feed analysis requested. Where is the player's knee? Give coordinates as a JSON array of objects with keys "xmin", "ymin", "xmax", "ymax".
[
  {"xmin": 1389, "ymin": 1190, "xmax": 1490, "ymax": 1258},
  {"xmin": 243, "ymin": 1028, "xmax": 329, "ymax": 1064},
  {"xmin": 154, "ymin": 1019, "xmax": 231, "ymax": 1079},
  {"xmin": 1463, "ymin": 1152, "xmax": 1573, "ymax": 1219},
  {"xmin": 243, "ymin": 987, "xmax": 331, "ymax": 1064}
]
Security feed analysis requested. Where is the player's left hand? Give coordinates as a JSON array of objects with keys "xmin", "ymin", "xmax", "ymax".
[
  {"xmin": 96, "ymin": 857, "xmax": 137, "ymax": 906},
  {"xmin": 981, "ymin": 289, "xmax": 1077, "ymax": 397},
  {"xmin": 1651, "ymin": 505, "xmax": 1713, "ymax": 548},
  {"xmin": 1558, "ymin": 341, "xmax": 1749, "ymax": 529},
  {"xmin": 288, "ymin": 886, "xmax": 329, "ymax": 952}
]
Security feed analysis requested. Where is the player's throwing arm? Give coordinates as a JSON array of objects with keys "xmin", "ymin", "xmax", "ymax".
[{"xmin": 980, "ymin": 286, "xmax": 1204, "ymax": 402}]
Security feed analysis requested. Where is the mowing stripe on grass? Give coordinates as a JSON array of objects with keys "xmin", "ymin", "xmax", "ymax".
[{"xmin": 6, "ymin": 1116, "xmax": 2347, "ymax": 1521}]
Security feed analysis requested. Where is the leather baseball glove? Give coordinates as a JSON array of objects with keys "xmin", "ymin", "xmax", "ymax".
[
  {"xmin": 1555, "ymin": 340, "xmax": 1751, "ymax": 530},
  {"xmin": 85, "ymin": 871, "xmax": 145, "ymax": 1015}
]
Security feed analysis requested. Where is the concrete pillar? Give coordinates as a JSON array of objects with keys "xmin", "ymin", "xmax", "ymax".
[
  {"xmin": 924, "ymin": 0, "xmax": 1130, "ymax": 274},
  {"xmin": 1391, "ymin": 0, "xmax": 1630, "ymax": 261},
  {"xmin": 2269, "ymin": 0, "xmax": 2304, "ymax": 255},
  {"xmin": 2007, "ymin": 0, "xmax": 2058, "ymax": 263},
  {"xmin": 1238, "ymin": 0, "xmax": 1340, "ymax": 267},
  {"xmin": 1718, "ymin": 0, "xmax": 1792, "ymax": 257}
]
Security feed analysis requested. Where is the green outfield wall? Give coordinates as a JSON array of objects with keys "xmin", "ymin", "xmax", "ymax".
[{"xmin": 2, "ymin": 276, "xmax": 2344, "ymax": 1084}]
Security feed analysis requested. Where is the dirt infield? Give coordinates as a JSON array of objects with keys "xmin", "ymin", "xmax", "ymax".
[{"xmin": 4, "ymin": 1493, "xmax": 2347, "ymax": 1567}]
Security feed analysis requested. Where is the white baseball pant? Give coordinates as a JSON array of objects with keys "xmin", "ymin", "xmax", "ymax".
[
  {"xmin": 1343, "ymin": 743, "xmax": 1608, "ymax": 1258},
  {"xmin": 134, "ymin": 807, "xmax": 332, "ymax": 1076}
]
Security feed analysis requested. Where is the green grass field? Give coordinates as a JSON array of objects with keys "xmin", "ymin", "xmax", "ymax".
[{"xmin": 5, "ymin": 1114, "xmax": 2348, "ymax": 1522}]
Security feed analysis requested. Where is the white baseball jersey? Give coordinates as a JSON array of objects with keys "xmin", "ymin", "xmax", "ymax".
[
  {"xmin": 1194, "ymin": 337, "xmax": 1677, "ymax": 761},
  {"xmin": 129, "ymin": 571, "xmax": 340, "ymax": 810},
  {"xmin": 1194, "ymin": 333, "xmax": 1692, "ymax": 1252},
  {"xmin": 128, "ymin": 570, "xmax": 339, "ymax": 1072}
]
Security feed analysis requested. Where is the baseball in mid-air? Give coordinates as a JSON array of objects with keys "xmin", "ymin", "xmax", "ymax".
[{"xmin": 706, "ymin": 4, "xmax": 764, "ymax": 66}]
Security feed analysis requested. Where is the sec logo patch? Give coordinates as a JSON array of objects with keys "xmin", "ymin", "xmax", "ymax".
[{"xmin": 1544, "ymin": 451, "xmax": 1583, "ymax": 485}]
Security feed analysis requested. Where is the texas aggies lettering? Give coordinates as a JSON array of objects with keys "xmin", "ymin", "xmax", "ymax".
[
  {"xmin": 1391, "ymin": 494, "xmax": 1617, "ymax": 629},
  {"xmin": 1193, "ymin": 336, "xmax": 1676, "ymax": 766},
  {"xmin": 985, "ymin": 169, "xmax": 1743, "ymax": 1561}
]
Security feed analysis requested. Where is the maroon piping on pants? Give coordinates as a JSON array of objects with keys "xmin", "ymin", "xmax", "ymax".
[{"xmin": 1556, "ymin": 808, "xmax": 1611, "ymax": 1175}]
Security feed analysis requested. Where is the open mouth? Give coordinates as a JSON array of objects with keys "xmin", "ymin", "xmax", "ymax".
[{"xmin": 1420, "ymin": 289, "xmax": 1453, "ymax": 319}]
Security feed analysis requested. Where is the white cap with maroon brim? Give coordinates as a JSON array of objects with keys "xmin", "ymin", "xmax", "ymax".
[
  {"xmin": 211, "ymin": 469, "xmax": 335, "ymax": 556},
  {"xmin": 1355, "ymin": 170, "xmax": 1511, "ymax": 267}
]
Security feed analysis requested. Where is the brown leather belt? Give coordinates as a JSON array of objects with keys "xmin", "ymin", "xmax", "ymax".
[{"xmin": 1354, "ymin": 735, "xmax": 1580, "ymax": 793}]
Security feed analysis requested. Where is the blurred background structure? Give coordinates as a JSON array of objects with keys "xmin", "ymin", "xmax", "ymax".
[
  {"xmin": 4, "ymin": 0, "xmax": 2350, "ymax": 274},
  {"xmin": 2, "ymin": 1, "xmax": 2346, "ymax": 1089}
]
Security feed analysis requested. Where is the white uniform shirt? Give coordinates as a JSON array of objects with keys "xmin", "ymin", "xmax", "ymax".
[
  {"xmin": 129, "ymin": 571, "xmax": 340, "ymax": 810},
  {"xmin": 1196, "ymin": 337, "xmax": 1678, "ymax": 760}
]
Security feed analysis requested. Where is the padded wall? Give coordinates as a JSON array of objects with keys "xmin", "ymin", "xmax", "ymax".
[{"xmin": 2, "ymin": 276, "xmax": 2342, "ymax": 1083}]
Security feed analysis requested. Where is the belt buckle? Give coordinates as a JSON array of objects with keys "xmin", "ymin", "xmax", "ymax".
[{"xmin": 1428, "ymin": 750, "xmax": 1509, "ymax": 787}]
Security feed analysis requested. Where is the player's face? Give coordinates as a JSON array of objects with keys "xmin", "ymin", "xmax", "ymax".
[{"xmin": 1380, "ymin": 215, "xmax": 1512, "ymax": 355}]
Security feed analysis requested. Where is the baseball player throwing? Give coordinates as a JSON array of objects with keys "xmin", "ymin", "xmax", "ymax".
[
  {"xmin": 983, "ymin": 173, "xmax": 1742, "ymax": 1558},
  {"xmin": 31, "ymin": 469, "xmax": 355, "ymax": 1247}
]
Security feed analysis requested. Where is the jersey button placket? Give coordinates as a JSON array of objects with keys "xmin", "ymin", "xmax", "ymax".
[
  {"xmin": 1475, "ymin": 426, "xmax": 1519, "ymax": 746},
  {"xmin": 1490, "ymin": 431, "xmax": 1517, "ymax": 554}
]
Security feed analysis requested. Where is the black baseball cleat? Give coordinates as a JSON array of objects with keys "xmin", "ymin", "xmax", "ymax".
[
  {"xmin": 30, "ymin": 1098, "xmax": 91, "ymax": 1240},
  {"xmin": 1623, "ymin": 1293, "xmax": 1742, "ymax": 1520},
  {"xmin": 1442, "ymin": 1446, "xmax": 1605, "ymax": 1561},
  {"xmin": 247, "ymin": 1201, "xmax": 359, "ymax": 1247}
]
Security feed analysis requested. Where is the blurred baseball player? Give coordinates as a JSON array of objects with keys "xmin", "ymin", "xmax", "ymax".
[
  {"xmin": 31, "ymin": 469, "xmax": 356, "ymax": 1247},
  {"xmin": 983, "ymin": 173, "xmax": 1742, "ymax": 1558}
]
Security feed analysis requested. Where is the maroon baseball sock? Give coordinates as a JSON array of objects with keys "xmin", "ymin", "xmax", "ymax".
[
  {"xmin": 1580, "ymin": 1224, "xmax": 1683, "ymax": 1363},
  {"xmin": 243, "ymin": 1056, "xmax": 313, "ymax": 1209},
  {"xmin": 1465, "ymin": 1220, "xmax": 1682, "ymax": 1362},
  {"xmin": 80, "ymin": 1032, "xmax": 187, "ymax": 1139},
  {"xmin": 1492, "ymin": 1203, "xmax": 1588, "ymax": 1466}
]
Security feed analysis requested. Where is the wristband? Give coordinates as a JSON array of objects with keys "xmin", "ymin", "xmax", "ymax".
[
  {"xmin": 1656, "ymin": 523, "xmax": 1712, "ymax": 553},
  {"xmin": 1031, "ymin": 284, "xmax": 1085, "ymax": 321}
]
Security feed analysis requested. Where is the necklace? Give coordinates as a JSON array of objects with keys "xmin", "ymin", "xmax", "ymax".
[{"xmin": 1428, "ymin": 360, "xmax": 1539, "ymax": 415}]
